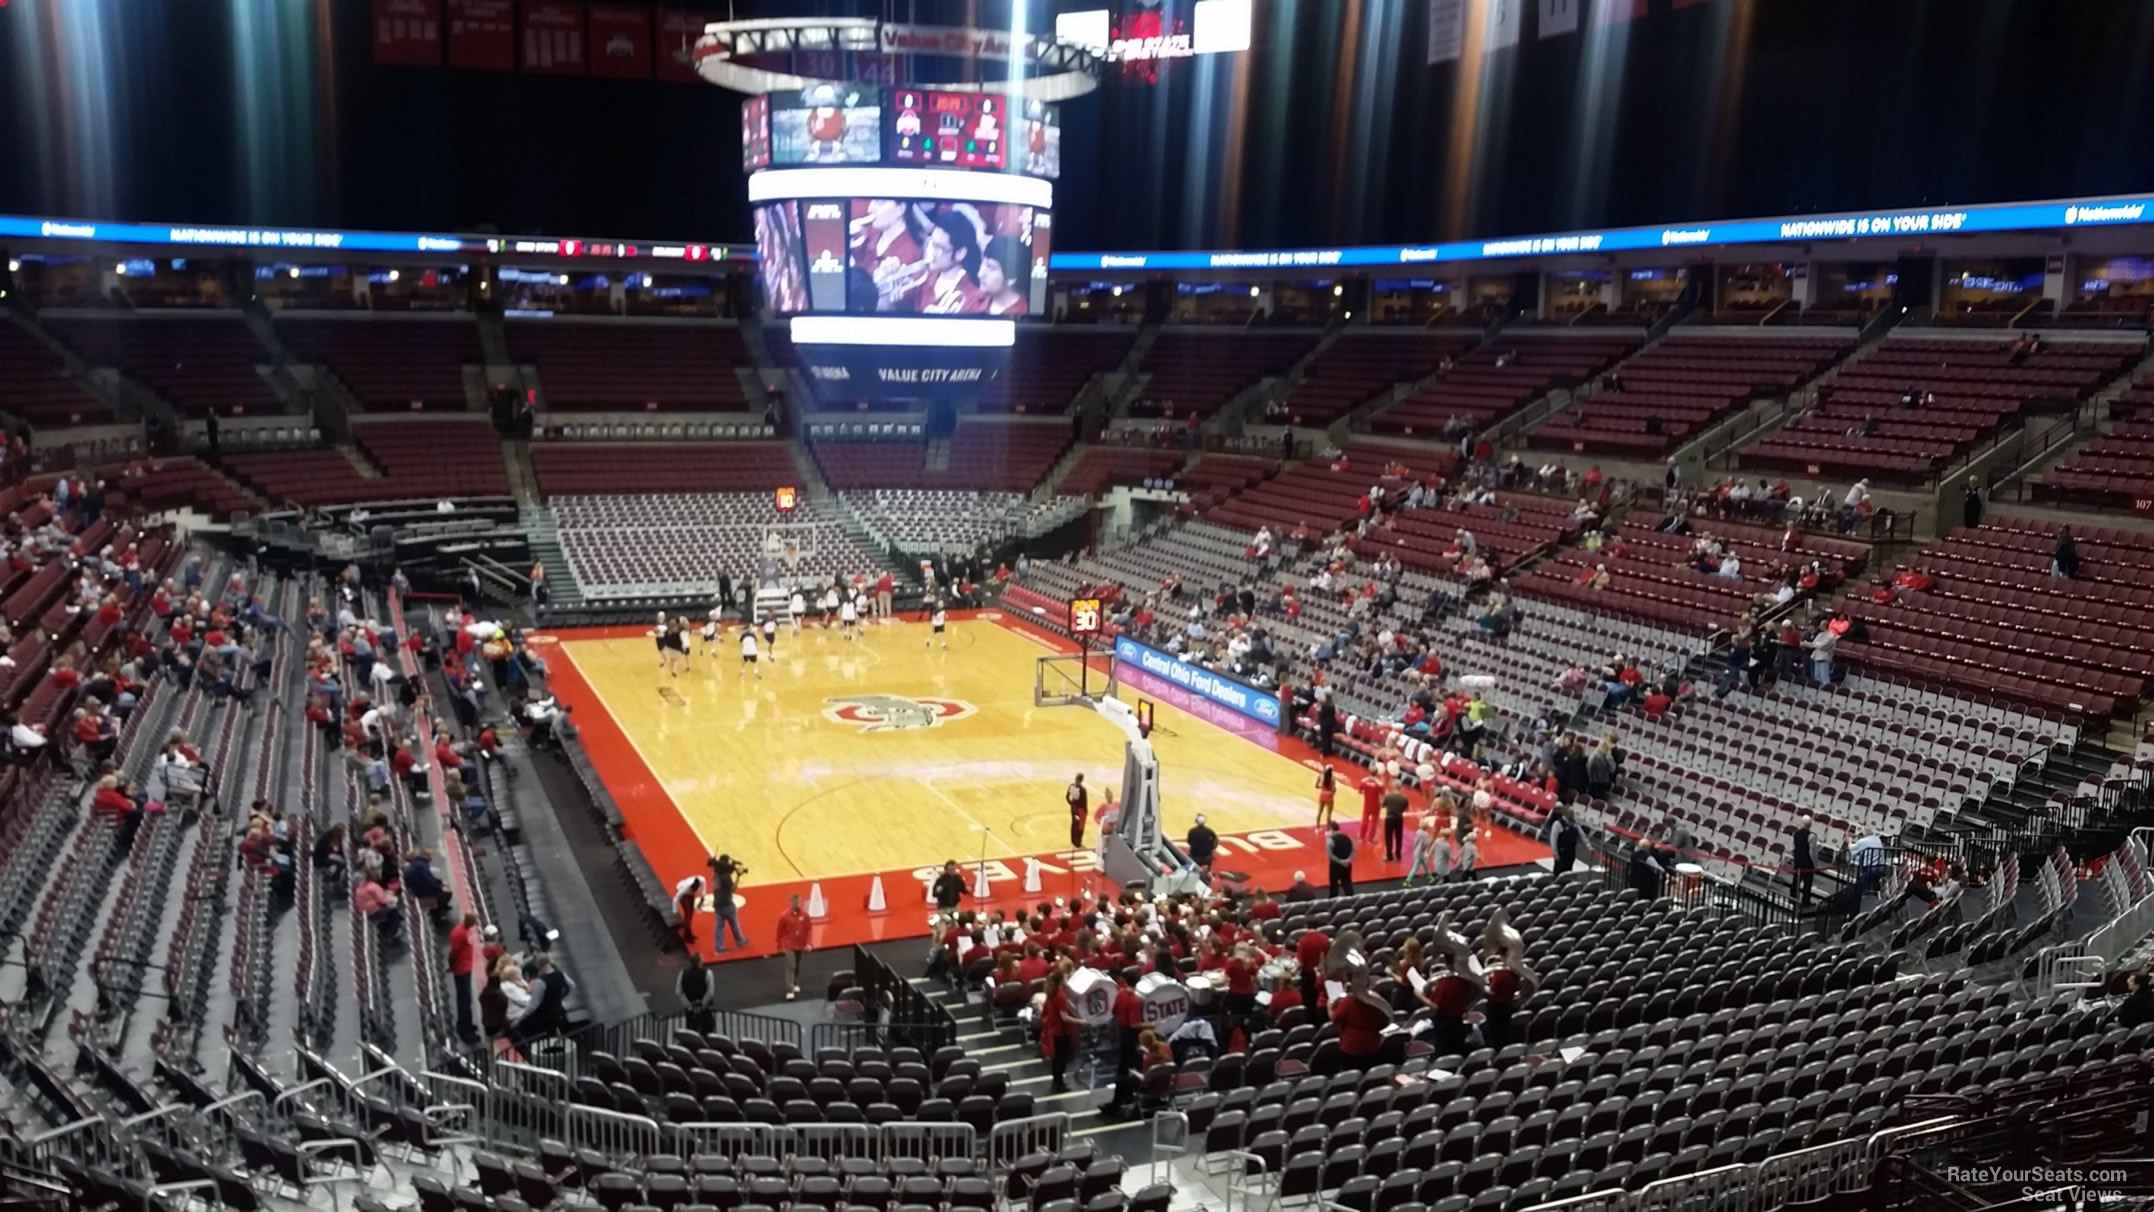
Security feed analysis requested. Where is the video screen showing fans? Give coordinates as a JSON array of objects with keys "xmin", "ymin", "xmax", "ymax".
[
  {"xmin": 769, "ymin": 84, "xmax": 884, "ymax": 165},
  {"xmin": 890, "ymin": 91, "xmax": 1006, "ymax": 169},
  {"xmin": 753, "ymin": 202, "xmax": 809, "ymax": 313},
  {"xmin": 845, "ymin": 199, "xmax": 1042, "ymax": 317},
  {"xmin": 741, "ymin": 95, "xmax": 772, "ymax": 172},
  {"xmin": 1018, "ymin": 99, "xmax": 1061, "ymax": 179}
]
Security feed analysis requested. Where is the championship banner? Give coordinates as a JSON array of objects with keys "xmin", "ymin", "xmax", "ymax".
[
  {"xmin": 446, "ymin": 0, "xmax": 514, "ymax": 70},
  {"xmin": 521, "ymin": 0, "xmax": 586, "ymax": 75},
  {"xmin": 585, "ymin": 4, "xmax": 651, "ymax": 79},
  {"xmin": 1426, "ymin": 0, "xmax": 1464, "ymax": 64},
  {"xmin": 373, "ymin": 0, "xmax": 443, "ymax": 66},
  {"xmin": 654, "ymin": 9, "xmax": 715, "ymax": 83},
  {"xmin": 1539, "ymin": 0, "xmax": 1581, "ymax": 38},
  {"xmin": 1487, "ymin": 0, "xmax": 1524, "ymax": 51}
]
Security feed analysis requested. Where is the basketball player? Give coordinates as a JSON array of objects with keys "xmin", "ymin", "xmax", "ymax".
[
  {"xmin": 927, "ymin": 600, "xmax": 948, "ymax": 649},
  {"xmin": 653, "ymin": 612, "xmax": 672, "ymax": 673},
  {"xmin": 761, "ymin": 613, "xmax": 780, "ymax": 658},
  {"xmin": 821, "ymin": 584, "xmax": 841, "ymax": 630},
  {"xmin": 738, "ymin": 625, "xmax": 763, "ymax": 680},
  {"xmin": 656, "ymin": 613, "xmax": 685, "ymax": 677},
  {"xmin": 701, "ymin": 607, "xmax": 722, "ymax": 656},
  {"xmin": 788, "ymin": 589, "xmax": 806, "ymax": 635},
  {"xmin": 839, "ymin": 592, "xmax": 860, "ymax": 641}
]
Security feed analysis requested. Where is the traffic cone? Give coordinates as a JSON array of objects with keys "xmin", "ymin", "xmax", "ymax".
[
  {"xmin": 1022, "ymin": 858, "xmax": 1043, "ymax": 894},
  {"xmin": 867, "ymin": 875, "xmax": 887, "ymax": 912},
  {"xmin": 806, "ymin": 881, "xmax": 828, "ymax": 919},
  {"xmin": 972, "ymin": 864, "xmax": 991, "ymax": 899}
]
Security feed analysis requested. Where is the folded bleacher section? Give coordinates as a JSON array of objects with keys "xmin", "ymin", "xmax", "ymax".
[
  {"xmin": 1845, "ymin": 517, "xmax": 2154, "ymax": 718},
  {"xmin": 507, "ymin": 319, "xmax": 752, "ymax": 412},
  {"xmin": 1738, "ymin": 334, "xmax": 2143, "ymax": 483},
  {"xmin": 276, "ymin": 315, "xmax": 481, "ymax": 411},
  {"xmin": 0, "ymin": 317, "xmax": 109, "ymax": 427},
  {"xmin": 44, "ymin": 312, "xmax": 285, "ymax": 417},
  {"xmin": 1283, "ymin": 331, "xmax": 1480, "ymax": 426},
  {"xmin": 1371, "ymin": 331, "xmax": 1639, "ymax": 436},
  {"xmin": 1529, "ymin": 333, "xmax": 1854, "ymax": 457},
  {"xmin": 1138, "ymin": 329, "xmax": 1318, "ymax": 417}
]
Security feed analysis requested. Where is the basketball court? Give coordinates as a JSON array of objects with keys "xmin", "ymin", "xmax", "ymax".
[{"xmin": 534, "ymin": 610, "xmax": 1547, "ymax": 960}]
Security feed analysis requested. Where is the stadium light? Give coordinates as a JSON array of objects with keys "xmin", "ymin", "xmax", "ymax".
[
  {"xmin": 1332, "ymin": 284, "xmax": 1343, "ymax": 296},
  {"xmin": 1248, "ymin": 285, "xmax": 1259, "ymax": 297},
  {"xmin": 5, "ymin": 258, "xmax": 16, "ymax": 272},
  {"xmin": 114, "ymin": 262, "xmax": 127, "ymax": 275},
  {"xmin": 288, "ymin": 266, "xmax": 300, "ymax": 278},
  {"xmin": 1111, "ymin": 285, "xmax": 1123, "ymax": 296},
  {"xmin": 387, "ymin": 269, "xmax": 400, "ymax": 282}
]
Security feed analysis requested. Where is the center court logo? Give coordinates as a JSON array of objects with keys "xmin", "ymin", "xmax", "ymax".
[{"xmin": 822, "ymin": 694, "xmax": 977, "ymax": 732}]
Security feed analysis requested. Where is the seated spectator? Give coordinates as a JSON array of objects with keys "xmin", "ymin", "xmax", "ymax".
[{"xmin": 355, "ymin": 874, "xmax": 405, "ymax": 940}]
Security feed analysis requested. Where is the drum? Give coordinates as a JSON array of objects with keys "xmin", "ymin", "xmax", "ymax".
[
  {"xmin": 1065, "ymin": 968, "xmax": 1116, "ymax": 1027},
  {"xmin": 1135, "ymin": 971, "xmax": 1192, "ymax": 1036},
  {"xmin": 1673, "ymin": 861, "xmax": 1705, "ymax": 906},
  {"xmin": 1181, "ymin": 972, "xmax": 1221, "ymax": 1007}
]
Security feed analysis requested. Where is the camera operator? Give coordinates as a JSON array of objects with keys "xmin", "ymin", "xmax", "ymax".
[{"xmin": 706, "ymin": 854, "xmax": 751, "ymax": 953}]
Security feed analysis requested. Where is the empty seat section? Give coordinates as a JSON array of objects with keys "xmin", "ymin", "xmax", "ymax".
[
  {"xmin": 1057, "ymin": 446, "xmax": 1185, "ymax": 496},
  {"xmin": 1284, "ymin": 331, "xmax": 1478, "ymax": 426},
  {"xmin": 1139, "ymin": 330, "xmax": 1317, "ymax": 417},
  {"xmin": 45, "ymin": 314, "xmax": 281, "ymax": 417},
  {"xmin": 976, "ymin": 330, "xmax": 1134, "ymax": 413},
  {"xmin": 0, "ymin": 320, "xmax": 109, "ymax": 426},
  {"xmin": 506, "ymin": 321, "xmax": 751, "ymax": 411},
  {"xmin": 1530, "ymin": 334, "xmax": 1853, "ymax": 456},
  {"xmin": 277, "ymin": 317, "xmax": 480, "ymax": 411},
  {"xmin": 814, "ymin": 421, "xmax": 1068, "ymax": 492},
  {"xmin": 2032, "ymin": 421, "xmax": 2154, "ymax": 512},
  {"xmin": 532, "ymin": 441, "xmax": 796, "ymax": 496},
  {"xmin": 1737, "ymin": 335, "xmax": 2142, "ymax": 483},
  {"xmin": 1372, "ymin": 332, "xmax": 1638, "ymax": 436}
]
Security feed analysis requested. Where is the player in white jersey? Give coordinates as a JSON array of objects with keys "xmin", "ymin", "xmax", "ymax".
[
  {"xmin": 820, "ymin": 586, "xmax": 840, "ymax": 629},
  {"xmin": 839, "ymin": 595, "xmax": 859, "ymax": 640},
  {"xmin": 701, "ymin": 607, "xmax": 722, "ymax": 655},
  {"xmin": 927, "ymin": 601, "xmax": 948, "ymax": 649},
  {"xmin": 788, "ymin": 591, "xmax": 806, "ymax": 634},
  {"xmin": 739, "ymin": 628, "xmax": 762, "ymax": 679},
  {"xmin": 762, "ymin": 614, "xmax": 779, "ymax": 656}
]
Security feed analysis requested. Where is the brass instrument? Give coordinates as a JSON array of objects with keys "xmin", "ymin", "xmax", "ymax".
[
  {"xmin": 1431, "ymin": 916, "xmax": 1486, "ymax": 988},
  {"xmin": 1481, "ymin": 906, "xmax": 1539, "ymax": 1000}
]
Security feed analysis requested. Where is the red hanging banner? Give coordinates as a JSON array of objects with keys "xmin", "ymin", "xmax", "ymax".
[
  {"xmin": 445, "ymin": 0, "xmax": 514, "ymax": 70},
  {"xmin": 586, "ymin": 4, "xmax": 652, "ymax": 79},
  {"xmin": 521, "ymin": 0, "xmax": 587, "ymax": 75},
  {"xmin": 373, "ymin": 0, "xmax": 442, "ymax": 66},
  {"xmin": 654, "ymin": 9, "xmax": 715, "ymax": 83}
]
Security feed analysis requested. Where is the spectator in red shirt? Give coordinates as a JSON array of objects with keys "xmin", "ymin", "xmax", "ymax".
[
  {"xmin": 1267, "ymin": 979, "xmax": 1302, "ymax": 1024},
  {"xmin": 448, "ymin": 912, "xmax": 480, "ymax": 1043},
  {"xmin": 1357, "ymin": 771, "xmax": 1384, "ymax": 843},
  {"xmin": 1017, "ymin": 943, "xmax": 1051, "ymax": 985},
  {"xmin": 1248, "ymin": 888, "xmax": 1281, "ymax": 921},
  {"xmin": 1330, "ymin": 969, "xmax": 1393, "ymax": 1068},
  {"xmin": 1294, "ymin": 928, "xmax": 1329, "ymax": 1013}
]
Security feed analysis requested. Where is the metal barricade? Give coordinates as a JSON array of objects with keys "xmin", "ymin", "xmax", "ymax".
[
  {"xmin": 1752, "ymin": 1134, "xmax": 1874, "ymax": 1208},
  {"xmin": 1633, "ymin": 1164, "xmax": 1752, "ymax": 1212},
  {"xmin": 419, "ymin": 1070, "xmax": 490, "ymax": 1150},
  {"xmin": 880, "ymin": 1121, "xmax": 978, "ymax": 1166},
  {"xmin": 1148, "ymin": 1111, "xmax": 1189, "ymax": 1186},
  {"xmin": 565, "ymin": 1105, "xmax": 664, "ymax": 1161},
  {"xmin": 676, "ymin": 1123, "xmax": 790, "ymax": 1161},
  {"xmin": 985, "ymin": 1112, "xmax": 1071, "ymax": 1168},
  {"xmin": 481, "ymin": 1061, "xmax": 571, "ymax": 1149},
  {"xmin": 794, "ymin": 1123, "xmax": 877, "ymax": 1166}
]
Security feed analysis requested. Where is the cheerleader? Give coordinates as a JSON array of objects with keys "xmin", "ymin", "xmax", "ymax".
[
  {"xmin": 738, "ymin": 626, "xmax": 763, "ymax": 680},
  {"xmin": 839, "ymin": 593, "xmax": 860, "ymax": 641},
  {"xmin": 1314, "ymin": 764, "xmax": 1337, "ymax": 828}
]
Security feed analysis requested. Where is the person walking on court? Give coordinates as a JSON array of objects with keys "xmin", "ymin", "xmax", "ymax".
[
  {"xmin": 1326, "ymin": 821, "xmax": 1356, "ymax": 897},
  {"xmin": 1405, "ymin": 817, "xmax": 1443, "ymax": 885},
  {"xmin": 1453, "ymin": 824, "xmax": 1479, "ymax": 882},
  {"xmin": 708, "ymin": 855, "xmax": 750, "ymax": 953},
  {"xmin": 775, "ymin": 893, "xmax": 813, "ymax": 1000},
  {"xmin": 1066, "ymin": 773, "xmax": 1089, "ymax": 847},
  {"xmin": 1314, "ymin": 764, "xmax": 1337, "ymax": 828},
  {"xmin": 673, "ymin": 875, "xmax": 704, "ymax": 948},
  {"xmin": 1381, "ymin": 783, "xmax": 1410, "ymax": 863}
]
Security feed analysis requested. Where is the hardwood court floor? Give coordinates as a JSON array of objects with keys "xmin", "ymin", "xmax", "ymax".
[
  {"xmin": 536, "ymin": 611, "xmax": 1550, "ymax": 959},
  {"xmin": 539, "ymin": 614, "xmax": 1322, "ymax": 888}
]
